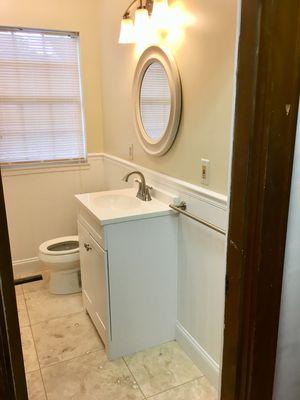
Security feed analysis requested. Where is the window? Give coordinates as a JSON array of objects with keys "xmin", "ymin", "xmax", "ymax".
[{"xmin": 0, "ymin": 28, "xmax": 86, "ymax": 165}]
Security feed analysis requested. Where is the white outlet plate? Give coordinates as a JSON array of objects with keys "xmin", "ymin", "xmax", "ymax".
[{"xmin": 201, "ymin": 159, "xmax": 210, "ymax": 185}]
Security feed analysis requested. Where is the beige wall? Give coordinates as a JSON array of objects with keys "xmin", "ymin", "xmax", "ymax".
[
  {"xmin": 1, "ymin": 0, "xmax": 238, "ymax": 193},
  {"xmin": 99, "ymin": 0, "xmax": 237, "ymax": 194},
  {"xmin": 0, "ymin": 0, "xmax": 103, "ymax": 153}
]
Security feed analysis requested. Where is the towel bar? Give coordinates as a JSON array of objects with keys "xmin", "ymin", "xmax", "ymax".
[{"xmin": 169, "ymin": 202, "xmax": 226, "ymax": 235}]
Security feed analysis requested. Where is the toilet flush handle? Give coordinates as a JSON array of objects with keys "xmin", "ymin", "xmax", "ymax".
[{"xmin": 84, "ymin": 243, "xmax": 92, "ymax": 252}]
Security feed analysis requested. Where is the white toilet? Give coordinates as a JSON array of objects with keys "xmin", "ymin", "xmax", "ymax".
[{"xmin": 39, "ymin": 236, "xmax": 81, "ymax": 295}]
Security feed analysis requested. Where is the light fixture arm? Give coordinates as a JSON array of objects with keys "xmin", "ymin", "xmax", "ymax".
[
  {"xmin": 119, "ymin": 0, "xmax": 169, "ymax": 45},
  {"xmin": 123, "ymin": 0, "xmax": 153, "ymax": 18}
]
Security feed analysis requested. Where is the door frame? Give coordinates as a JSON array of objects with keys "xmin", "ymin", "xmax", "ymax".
[
  {"xmin": 0, "ymin": 1, "xmax": 299, "ymax": 399},
  {"xmin": 0, "ymin": 172, "xmax": 28, "ymax": 399},
  {"xmin": 221, "ymin": 0, "xmax": 300, "ymax": 399}
]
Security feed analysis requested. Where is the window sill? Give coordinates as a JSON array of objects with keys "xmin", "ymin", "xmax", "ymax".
[{"xmin": 1, "ymin": 160, "xmax": 91, "ymax": 177}]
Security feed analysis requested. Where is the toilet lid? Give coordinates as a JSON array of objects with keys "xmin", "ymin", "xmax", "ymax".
[{"xmin": 39, "ymin": 236, "xmax": 79, "ymax": 256}]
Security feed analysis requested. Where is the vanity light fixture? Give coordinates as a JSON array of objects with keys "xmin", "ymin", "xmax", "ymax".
[{"xmin": 118, "ymin": 0, "xmax": 169, "ymax": 44}]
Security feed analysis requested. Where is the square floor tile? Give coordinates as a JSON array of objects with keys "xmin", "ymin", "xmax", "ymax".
[
  {"xmin": 124, "ymin": 341, "xmax": 203, "ymax": 397},
  {"xmin": 20, "ymin": 326, "xmax": 39, "ymax": 373},
  {"xmin": 17, "ymin": 294, "xmax": 30, "ymax": 328},
  {"xmin": 32, "ymin": 312, "xmax": 104, "ymax": 367},
  {"xmin": 26, "ymin": 370, "xmax": 46, "ymax": 400},
  {"xmin": 42, "ymin": 350, "xmax": 144, "ymax": 400},
  {"xmin": 25, "ymin": 289, "xmax": 83, "ymax": 324},
  {"xmin": 149, "ymin": 377, "xmax": 218, "ymax": 400}
]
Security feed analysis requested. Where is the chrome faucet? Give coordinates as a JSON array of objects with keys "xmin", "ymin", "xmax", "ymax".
[{"xmin": 122, "ymin": 171, "xmax": 152, "ymax": 201}]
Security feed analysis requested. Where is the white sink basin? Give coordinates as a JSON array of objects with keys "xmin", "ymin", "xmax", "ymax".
[
  {"xmin": 75, "ymin": 188, "xmax": 175, "ymax": 225},
  {"xmin": 92, "ymin": 193, "xmax": 142, "ymax": 211}
]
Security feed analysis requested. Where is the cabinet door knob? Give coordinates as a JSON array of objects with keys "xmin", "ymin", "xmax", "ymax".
[{"xmin": 84, "ymin": 243, "xmax": 92, "ymax": 252}]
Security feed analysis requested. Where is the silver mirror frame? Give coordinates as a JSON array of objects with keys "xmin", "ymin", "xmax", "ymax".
[{"xmin": 133, "ymin": 46, "xmax": 182, "ymax": 156}]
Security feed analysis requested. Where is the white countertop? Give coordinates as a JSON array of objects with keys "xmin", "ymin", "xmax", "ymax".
[{"xmin": 75, "ymin": 188, "xmax": 175, "ymax": 226}]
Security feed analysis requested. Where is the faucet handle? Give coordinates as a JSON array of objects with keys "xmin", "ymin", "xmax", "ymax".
[
  {"xmin": 135, "ymin": 180, "xmax": 153, "ymax": 191},
  {"xmin": 144, "ymin": 185, "xmax": 152, "ymax": 201}
]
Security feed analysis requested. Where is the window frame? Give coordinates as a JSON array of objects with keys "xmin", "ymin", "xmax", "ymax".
[{"xmin": 0, "ymin": 26, "xmax": 88, "ymax": 169}]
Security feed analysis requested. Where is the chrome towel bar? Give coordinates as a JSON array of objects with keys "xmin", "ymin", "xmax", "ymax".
[{"xmin": 169, "ymin": 201, "xmax": 226, "ymax": 236}]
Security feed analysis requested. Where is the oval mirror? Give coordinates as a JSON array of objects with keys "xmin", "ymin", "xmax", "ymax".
[{"xmin": 133, "ymin": 46, "xmax": 182, "ymax": 156}]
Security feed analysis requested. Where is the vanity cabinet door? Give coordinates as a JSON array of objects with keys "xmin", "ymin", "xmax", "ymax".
[{"xmin": 78, "ymin": 221, "xmax": 109, "ymax": 346}]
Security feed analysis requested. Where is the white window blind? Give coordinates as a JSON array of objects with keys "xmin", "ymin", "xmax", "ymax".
[
  {"xmin": 0, "ymin": 28, "xmax": 86, "ymax": 165},
  {"xmin": 140, "ymin": 61, "xmax": 171, "ymax": 141}
]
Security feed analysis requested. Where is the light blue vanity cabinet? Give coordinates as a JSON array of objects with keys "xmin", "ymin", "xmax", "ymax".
[{"xmin": 76, "ymin": 189, "xmax": 178, "ymax": 360}]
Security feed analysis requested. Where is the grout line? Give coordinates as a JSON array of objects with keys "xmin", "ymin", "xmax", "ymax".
[
  {"xmin": 21, "ymin": 287, "xmax": 31, "ymax": 328},
  {"xmin": 27, "ymin": 309, "xmax": 85, "ymax": 327},
  {"xmin": 16, "ymin": 292, "xmax": 31, "ymax": 330},
  {"xmin": 27, "ymin": 324, "xmax": 49, "ymax": 400},
  {"xmin": 25, "ymin": 314, "xmax": 46, "ymax": 397},
  {"xmin": 40, "ymin": 348, "xmax": 105, "ymax": 371},
  {"xmin": 28, "ymin": 309, "xmax": 87, "ymax": 328},
  {"xmin": 23, "ymin": 287, "xmax": 37, "ymax": 328},
  {"xmin": 35, "ymin": 369, "xmax": 48, "ymax": 399},
  {"xmin": 122, "ymin": 356, "xmax": 147, "ymax": 399},
  {"xmin": 18, "ymin": 282, "xmax": 24, "ymax": 297},
  {"xmin": 145, "ymin": 376, "xmax": 205, "ymax": 399}
]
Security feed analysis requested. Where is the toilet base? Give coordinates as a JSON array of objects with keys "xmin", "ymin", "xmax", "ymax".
[{"xmin": 49, "ymin": 268, "xmax": 81, "ymax": 295}]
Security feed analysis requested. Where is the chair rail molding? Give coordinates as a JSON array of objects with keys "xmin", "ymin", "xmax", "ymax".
[{"xmin": 101, "ymin": 153, "xmax": 228, "ymax": 233}]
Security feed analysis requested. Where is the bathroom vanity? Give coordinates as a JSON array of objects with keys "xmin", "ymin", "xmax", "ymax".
[{"xmin": 75, "ymin": 188, "xmax": 178, "ymax": 360}]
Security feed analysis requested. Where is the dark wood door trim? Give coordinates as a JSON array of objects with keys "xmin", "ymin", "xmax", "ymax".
[
  {"xmin": 221, "ymin": 1, "xmax": 300, "ymax": 399},
  {"xmin": 0, "ymin": 171, "xmax": 28, "ymax": 399}
]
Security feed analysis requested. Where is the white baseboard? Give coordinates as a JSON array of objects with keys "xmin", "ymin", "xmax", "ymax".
[
  {"xmin": 176, "ymin": 321, "xmax": 220, "ymax": 390},
  {"xmin": 13, "ymin": 257, "xmax": 44, "ymax": 277}
]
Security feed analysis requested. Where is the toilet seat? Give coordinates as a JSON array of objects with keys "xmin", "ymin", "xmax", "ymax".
[
  {"xmin": 38, "ymin": 235, "xmax": 81, "ymax": 294},
  {"xmin": 39, "ymin": 236, "xmax": 79, "ymax": 256}
]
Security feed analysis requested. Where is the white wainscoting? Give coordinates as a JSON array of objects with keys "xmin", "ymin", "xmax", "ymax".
[
  {"xmin": 102, "ymin": 153, "xmax": 227, "ymax": 231},
  {"xmin": 101, "ymin": 153, "xmax": 228, "ymax": 389},
  {"xmin": 2, "ymin": 153, "xmax": 104, "ymax": 276}
]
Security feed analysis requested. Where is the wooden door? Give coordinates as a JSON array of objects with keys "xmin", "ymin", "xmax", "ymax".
[
  {"xmin": 221, "ymin": 0, "xmax": 300, "ymax": 399},
  {"xmin": 0, "ymin": 172, "xmax": 28, "ymax": 399}
]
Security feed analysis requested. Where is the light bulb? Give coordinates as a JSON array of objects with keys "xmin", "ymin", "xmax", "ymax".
[
  {"xmin": 134, "ymin": 8, "xmax": 151, "ymax": 40},
  {"xmin": 151, "ymin": 0, "xmax": 170, "ymax": 31},
  {"xmin": 119, "ymin": 16, "xmax": 135, "ymax": 44}
]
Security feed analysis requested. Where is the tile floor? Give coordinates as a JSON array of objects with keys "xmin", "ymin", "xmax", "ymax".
[{"xmin": 16, "ymin": 270, "xmax": 218, "ymax": 400}]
